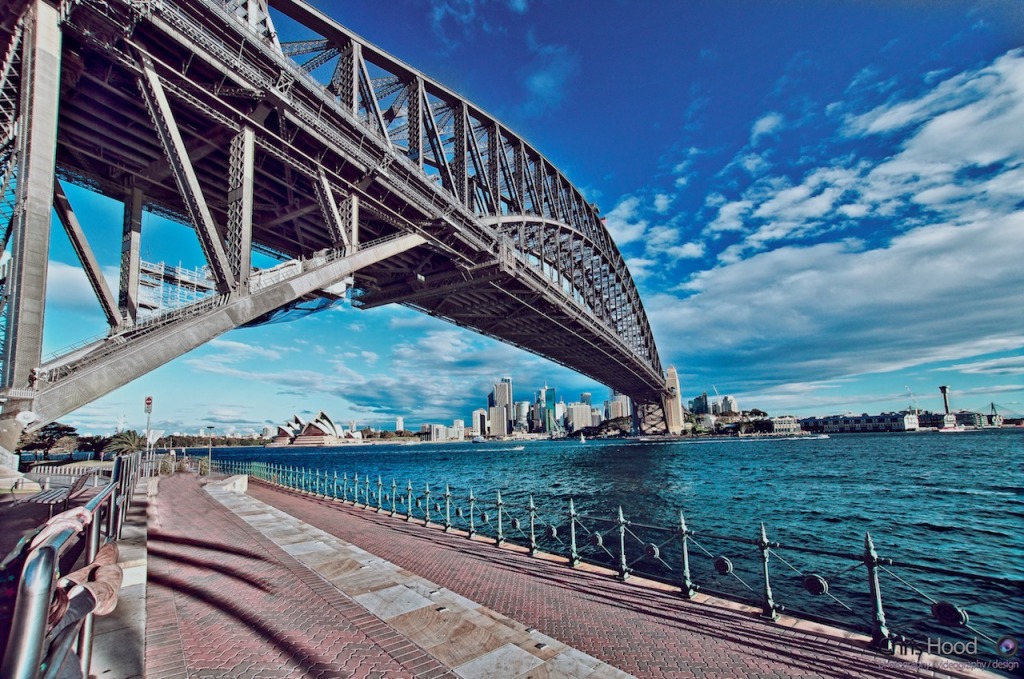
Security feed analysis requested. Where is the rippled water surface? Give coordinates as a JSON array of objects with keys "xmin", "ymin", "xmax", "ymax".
[{"xmin": 209, "ymin": 429, "xmax": 1023, "ymax": 661}]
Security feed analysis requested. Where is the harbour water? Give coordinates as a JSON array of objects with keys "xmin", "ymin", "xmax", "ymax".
[{"xmin": 209, "ymin": 428, "xmax": 1022, "ymax": 664}]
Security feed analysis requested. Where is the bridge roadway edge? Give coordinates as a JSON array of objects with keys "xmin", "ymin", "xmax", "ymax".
[{"xmin": 101, "ymin": 472, "xmax": 1003, "ymax": 679}]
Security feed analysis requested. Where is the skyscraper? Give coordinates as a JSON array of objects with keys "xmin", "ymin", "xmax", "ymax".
[
  {"xmin": 664, "ymin": 366, "xmax": 684, "ymax": 435},
  {"xmin": 472, "ymin": 408, "xmax": 487, "ymax": 437},
  {"xmin": 492, "ymin": 376, "xmax": 514, "ymax": 435}
]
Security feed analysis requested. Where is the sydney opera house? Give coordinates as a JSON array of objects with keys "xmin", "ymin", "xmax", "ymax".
[{"xmin": 269, "ymin": 411, "xmax": 363, "ymax": 446}]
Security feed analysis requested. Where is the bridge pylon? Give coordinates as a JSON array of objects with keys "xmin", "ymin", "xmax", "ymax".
[{"xmin": 1, "ymin": 0, "xmax": 673, "ymax": 477}]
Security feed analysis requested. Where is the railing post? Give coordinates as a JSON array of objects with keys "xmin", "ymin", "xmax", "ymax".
[
  {"xmin": 342, "ymin": 473, "xmax": 349, "ymax": 502},
  {"xmin": 406, "ymin": 481, "xmax": 414, "ymax": 521},
  {"xmin": 616, "ymin": 506, "xmax": 630, "ymax": 580},
  {"xmin": 424, "ymin": 483, "xmax": 432, "ymax": 526},
  {"xmin": 758, "ymin": 523, "xmax": 779, "ymax": 620},
  {"xmin": 679, "ymin": 511, "xmax": 697, "ymax": 598},
  {"xmin": 528, "ymin": 495, "xmax": 537, "ymax": 556},
  {"xmin": 364, "ymin": 475, "xmax": 370, "ymax": 504},
  {"xmin": 390, "ymin": 479, "xmax": 397, "ymax": 516},
  {"xmin": 468, "ymin": 489, "xmax": 476, "ymax": 538},
  {"xmin": 333, "ymin": 471, "xmax": 338, "ymax": 499},
  {"xmin": 569, "ymin": 499, "xmax": 579, "ymax": 566},
  {"xmin": 1, "ymin": 546, "xmax": 57, "ymax": 679},
  {"xmin": 496, "ymin": 490, "xmax": 504, "ymax": 546},
  {"xmin": 353, "ymin": 472, "xmax": 360, "ymax": 504},
  {"xmin": 444, "ymin": 484, "xmax": 452, "ymax": 532},
  {"xmin": 864, "ymin": 533, "xmax": 893, "ymax": 653},
  {"xmin": 315, "ymin": 469, "xmax": 321, "ymax": 496},
  {"xmin": 377, "ymin": 476, "xmax": 383, "ymax": 512}
]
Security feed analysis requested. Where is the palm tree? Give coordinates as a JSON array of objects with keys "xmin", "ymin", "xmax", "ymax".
[{"xmin": 103, "ymin": 430, "xmax": 145, "ymax": 457}]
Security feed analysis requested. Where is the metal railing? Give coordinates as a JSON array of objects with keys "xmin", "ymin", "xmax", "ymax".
[
  {"xmin": 214, "ymin": 459, "xmax": 1023, "ymax": 665},
  {"xmin": 1, "ymin": 452, "xmax": 142, "ymax": 679}
]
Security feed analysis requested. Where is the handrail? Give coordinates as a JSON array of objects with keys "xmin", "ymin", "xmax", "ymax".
[
  {"xmin": 0, "ymin": 452, "xmax": 141, "ymax": 679},
  {"xmin": 212, "ymin": 458, "xmax": 1024, "ymax": 667}
]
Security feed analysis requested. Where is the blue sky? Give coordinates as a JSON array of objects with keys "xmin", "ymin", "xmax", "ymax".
[{"xmin": 44, "ymin": 0, "xmax": 1024, "ymax": 435}]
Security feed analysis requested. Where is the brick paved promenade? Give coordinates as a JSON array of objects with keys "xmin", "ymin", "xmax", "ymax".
[{"xmin": 146, "ymin": 474, "xmax": 993, "ymax": 678}]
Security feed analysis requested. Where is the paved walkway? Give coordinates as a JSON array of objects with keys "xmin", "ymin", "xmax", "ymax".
[{"xmin": 145, "ymin": 475, "xmax": 992, "ymax": 678}]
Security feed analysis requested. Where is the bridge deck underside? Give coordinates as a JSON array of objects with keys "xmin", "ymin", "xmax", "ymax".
[
  {"xmin": 353, "ymin": 254, "xmax": 664, "ymax": 402},
  {"xmin": 35, "ymin": 0, "xmax": 665, "ymax": 405}
]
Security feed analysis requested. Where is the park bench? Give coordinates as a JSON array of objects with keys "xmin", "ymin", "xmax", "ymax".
[{"xmin": 15, "ymin": 472, "xmax": 93, "ymax": 517}]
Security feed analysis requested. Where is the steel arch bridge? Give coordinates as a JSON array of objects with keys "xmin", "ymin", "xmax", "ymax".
[{"xmin": 0, "ymin": 0, "xmax": 677, "ymax": 455}]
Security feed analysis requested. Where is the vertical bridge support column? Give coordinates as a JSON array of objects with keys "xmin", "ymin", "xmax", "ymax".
[
  {"xmin": 227, "ymin": 127, "xmax": 254, "ymax": 291},
  {"xmin": 0, "ymin": 0, "xmax": 61, "ymax": 465},
  {"xmin": 119, "ymin": 186, "xmax": 143, "ymax": 323},
  {"xmin": 2, "ymin": 0, "xmax": 61, "ymax": 391}
]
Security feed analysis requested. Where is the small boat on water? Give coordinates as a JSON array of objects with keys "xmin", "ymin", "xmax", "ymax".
[
  {"xmin": 578, "ymin": 432, "xmax": 585, "ymax": 443},
  {"xmin": 471, "ymin": 435, "xmax": 486, "ymax": 443}
]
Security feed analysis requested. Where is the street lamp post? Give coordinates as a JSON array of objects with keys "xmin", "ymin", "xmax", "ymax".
[{"xmin": 206, "ymin": 425, "xmax": 214, "ymax": 476}]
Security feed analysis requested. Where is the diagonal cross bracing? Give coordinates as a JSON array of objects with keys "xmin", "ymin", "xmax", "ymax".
[{"xmin": 0, "ymin": 0, "xmax": 670, "ymax": 442}]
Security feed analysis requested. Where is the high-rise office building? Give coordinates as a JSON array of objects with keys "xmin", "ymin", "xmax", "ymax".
[
  {"xmin": 567, "ymin": 403, "xmax": 591, "ymax": 431},
  {"xmin": 491, "ymin": 376, "xmax": 514, "ymax": 434},
  {"xmin": 395, "ymin": 416, "xmax": 404, "ymax": 432},
  {"xmin": 472, "ymin": 408, "xmax": 487, "ymax": 436},
  {"xmin": 580, "ymin": 392, "xmax": 592, "ymax": 406},
  {"xmin": 664, "ymin": 366, "xmax": 684, "ymax": 435},
  {"xmin": 607, "ymin": 392, "xmax": 632, "ymax": 420}
]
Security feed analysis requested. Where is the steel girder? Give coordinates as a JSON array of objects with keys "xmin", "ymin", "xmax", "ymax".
[
  {"xmin": 0, "ymin": 0, "xmax": 669, "ymax": 442},
  {"xmin": 265, "ymin": 0, "xmax": 666, "ymax": 399}
]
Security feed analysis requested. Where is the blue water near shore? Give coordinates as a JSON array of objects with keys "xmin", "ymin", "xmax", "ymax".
[{"xmin": 207, "ymin": 428, "xmax": 1023, "ymax": 662}]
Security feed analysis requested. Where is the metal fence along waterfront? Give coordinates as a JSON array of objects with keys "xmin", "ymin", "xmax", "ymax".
[{"xmin": 212, "ymin": 457, "xmax": 1022, "ymax": 668}]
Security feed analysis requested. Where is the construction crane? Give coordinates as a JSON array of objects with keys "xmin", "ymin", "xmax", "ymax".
[
  {"xmin": 905, "ymin": 386, "xmax": 919, "ymax": 414},
  {"xmin": 712, "ymin": 385, "xmax": 722, "ymax": 413}
]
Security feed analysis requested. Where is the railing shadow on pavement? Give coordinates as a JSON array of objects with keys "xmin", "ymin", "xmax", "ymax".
[{"xmin": 214, "ymin": 459, "xmax": 1024, "ymax": 671}]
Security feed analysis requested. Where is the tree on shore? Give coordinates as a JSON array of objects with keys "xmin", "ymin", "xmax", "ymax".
[
  {"xmin": 77, "ymin": 435, "xmax": 110, "ymax": 461},
  {"xmin": 103, "ymin": 430, "xmax": 145, "ymax": 456},
  {"xmin": 18, "ymin": 422, "xmax": 78, "ymax": 460}
]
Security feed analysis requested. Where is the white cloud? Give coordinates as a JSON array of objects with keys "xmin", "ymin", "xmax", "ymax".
[
  {"xmin": 653, "ymin": 194, "xmax": 673, "ymax": 214},
  {"xmin": 950, "ymin": 356, "xmax": 1024, "ymax": 376},
  {"xmin": 624, "ymin": 257, "xmax": 657, "ymax": 280},
  {"xmin": 603, "ymin": 196, "xmax": 648, "ymax": 244},
  {"xmin": 665, "ymin": 242, "xmax": 705, "ymax": 260},
  {"xmin": 207, "ymin": 338, "xmax": 282, "ymax": 362},
  {"xmin": 751, "ymin": 112, "xmax": 784, "ymax": 145},
  {"xmin": 705, "ymin": 200, "xmax": 752, "ymax": 234},
  {"xmin": 653, "ymin": 211, "xmax": 1024, "ymax": 386}
]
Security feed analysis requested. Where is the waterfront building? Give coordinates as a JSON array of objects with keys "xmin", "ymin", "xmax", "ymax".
[
  {"xmin": 664, "ymin": 366, "xmax": 684, "ymax": 436},
  {"xmin": 721, "ymin": 395, "xmax": 738, "ymax": 414},
  {"xmin": 566, "ymin": 403, "xmax": 592, "ymax": 432},
  {"xmin": 430, "ymin": 424, "xmax": 448, "ymax": 442},
  {"xmin": 691, "ymin": 392, "xmax": 710, "ymax": 415},
  {"xmin": 395, "ymin": 416, "xmax": 404, "ymax": 432},
  {"xmin": 770, "ymin": 416, "xmax": 801, "ymax": 435},
  {"xmin": 514, "ymin": 401, "xmax": 531, "ymax": 431},
  {"xmin": 916, "ymin": 412, "xmax": 957, "ymax": 429},
  {"xmin": 488, "ymin": 405, "xmax": 509, "ymax": 436},
  {"xmin": 955, "ymin": 411, "xmax": 984, "ymax": 428},
  {"xmin": 580, "ymin": 392, "xmax": 592, "ymax": 406},
  {"xmin": 607, "ymin": 392, "xmax": 632, "ymax": 420},
  {"xmin": 800, "ymin": 412, "xmax": 919, "ymax": 433},
  {"xmin": 491, "ymin": 377, "xmax": 514, "ymax": 435},
  {"xmin": 471, "ymin": 408, "xmax": 487, "ymax": 436},
  {"xmin": 451, "ymin": 419, "xmax": 466, "ymax": 441}
]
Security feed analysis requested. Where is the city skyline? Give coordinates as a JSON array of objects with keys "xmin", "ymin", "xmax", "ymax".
[{"xmin": 39, "ymin": 0, "xmax": 1024, "ymax": 436}]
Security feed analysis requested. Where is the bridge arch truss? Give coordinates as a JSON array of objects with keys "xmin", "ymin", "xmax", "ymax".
[{"xmin": 0, "ymin": 0, "xmax": 670, "ymax": 444}]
